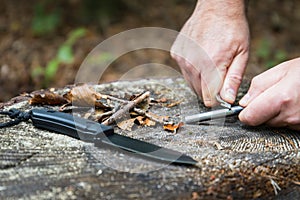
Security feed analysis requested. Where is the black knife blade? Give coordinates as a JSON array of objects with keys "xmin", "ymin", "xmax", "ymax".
[{"xmin": 30, "ymin": 109, "xmax": 197, "ymax": 165}]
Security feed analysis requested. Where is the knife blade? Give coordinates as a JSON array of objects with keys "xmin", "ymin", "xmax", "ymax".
[{"xmin": 30, "ymin": 109, "xmax": 197, "ymax": 165}]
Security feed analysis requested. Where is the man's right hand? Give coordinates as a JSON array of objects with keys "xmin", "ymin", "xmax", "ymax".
[
  {"xmin": 239, "ymin": 58, "xmax": 300, "ymax": 130},
  {"xmin": 171, "ymin": 0, "xmax": 250, "ymax": 107}
]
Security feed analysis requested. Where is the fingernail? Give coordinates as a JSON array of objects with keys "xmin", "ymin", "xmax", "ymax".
[
  {"xmin": 225, "ymin": 88, "xmax": 235, "ymax": 103},
  {"xmin": 239, "ymin": 93, "xmax": 250, "ymax": 106}
]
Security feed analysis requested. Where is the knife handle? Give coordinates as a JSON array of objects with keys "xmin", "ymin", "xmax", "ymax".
[{"xmin": 30, "ymin": 109, "xmax": 114, "ymax": 142}]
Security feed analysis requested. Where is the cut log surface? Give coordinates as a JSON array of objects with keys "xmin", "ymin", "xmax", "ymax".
[{"xmin": 0, "ymin": 78, "xmax": 299, "ymax": 200}]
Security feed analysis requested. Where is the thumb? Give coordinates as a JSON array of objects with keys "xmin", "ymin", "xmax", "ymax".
[{"xmin": 239, "ymin": 63, "xmax": 287, "ymax": 107}]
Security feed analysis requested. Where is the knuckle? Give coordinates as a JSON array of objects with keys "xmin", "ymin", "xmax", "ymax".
[
  {"xmin": 249, "ymin": 76, "xmax": 263, "ymax": 92},
  {"xmin": 215, "ymin": 55, "xmax": 232, "ymax": 69},
  {"xmin": 227, "ymin": 73, "xmax": 243, "ymax": 86},
  {"xmin": 250, "ymin": 76, "xmax": 260, "ymax": 88},
  {"xmin": 285, "ymin": 115, "xmax": 300, "ymax": 125},
  {"xmin": 278, "ymin": 92, "xmax": 292, "ymax": 106},
  {"xmin": 217, "ymin": 63, "xmax": 228, "ymax": 74}
]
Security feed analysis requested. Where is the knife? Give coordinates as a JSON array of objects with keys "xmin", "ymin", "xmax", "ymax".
[
  {"xmin": 185, "ymin": 106, "xmax": 244, "ymax": 124},
  {"xmin": 30, "ymin": 109, "xmax": 197, "ymax": 165}
]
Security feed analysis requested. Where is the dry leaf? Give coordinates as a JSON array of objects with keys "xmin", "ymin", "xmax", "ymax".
[
  {"xmin": 163, "ymin": 122, "xmax": 184, "ymax": 133},
  {"xmin": 63, "ymin": 84, "xmax": 98, "ymax": 105},
  {"xmin": 63, "ymin": 84, "xmax": 108, "ymax": 109},
  {"xmin": 146, "ymin": 112, "xmax": 169, "ymax": 123},
  {"xmin": 167, "ymin": 100, "xmax": 183, "ymax": 108},
  {"xmin": 144, "ymin": 118, "xmax": 156, "ymax": 126},
  {"xmin": 150, "ymin": 97, "xmax": 182, "ymax": 108},
  {"xmin": 134, "ymin": 116, "xmax": 156, "ymax": 127},
  {"xmin": 151, "ymin": 97, "xmax": 168, "ymax": 103},
  {"xmin": 29, "ymin": 91, "xmax": 67, "ymax": 105},
  {"xmin": 117, "ymin": 118, "xmax": 135, "ymax": 131},
  {"xmin": 134, "ymin": 116, "xmax": 145, "ymax": 125},
  {"xmin": 156, "ymin": 97, "xmax": 167, "ymax": 103}
]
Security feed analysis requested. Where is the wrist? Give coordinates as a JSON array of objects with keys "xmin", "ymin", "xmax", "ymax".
[{"xmin": 196, "ymin": 0, "xmax": 247, "ymax": 19}]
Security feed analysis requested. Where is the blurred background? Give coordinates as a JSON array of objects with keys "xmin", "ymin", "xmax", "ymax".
[{"xmin": 0, "ymin": 0, "xmax": 300, "ymax": 102}]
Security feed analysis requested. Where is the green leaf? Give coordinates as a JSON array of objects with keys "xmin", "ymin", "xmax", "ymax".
[
  {"xmin": 57, "ymin": 45, "xmax": 73, "ymax": 63},
  {"xmin": 45, "ymin": 59, "xmax": 59, "ymax": 82},
  {"xmin": 65, "ymin": 28, "xmax": 87, "ymax": 46}
]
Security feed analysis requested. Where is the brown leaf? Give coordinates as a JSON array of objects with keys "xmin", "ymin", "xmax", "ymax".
[
  {"xmin": 29, "ymin": 91, "xmax": 67, "ymax": 105},
  {"xmin": 150, "ymin": 97, "xmax": 168, "ymax": 103},
  {"xmin": 150, "ymin": 97, "xmax": 182, "ymax": 108},
  {"xmin": 63, "ymin": 84, "xmax": 108, "ymax": 109},
  {"xmin": 157, "ymin": 97, "xmax": 168, "ymax": 103},
  {"xmin": 134, "ymin": 116, "xmax": 145, "ymax": 125},
  {"xmin": 167, "ymin": 100, "xmax": 183, "ymax": 108},
  {"xmin": 163, "ymin": 122, "xmax": 184, "ymax": 133},
  {"xmin": 134, "ymin": 116, "xmax": 156, "ymax": 127},
  {"xmin": 117, "ymin": 118, "xmax": 135, "ymax": 131},
  {"xmin": 144, "ymin": 118, "xmax": 156, "ymax": 126},
  {"xmin": 146, "ymin": 112, "xmax": 169, "ymax": 123}
]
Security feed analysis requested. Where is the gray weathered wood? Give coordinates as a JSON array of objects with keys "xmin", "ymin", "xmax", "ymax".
[{"xmin": 0, "ymin": 78, "xmax": 299, "ymax": 199}]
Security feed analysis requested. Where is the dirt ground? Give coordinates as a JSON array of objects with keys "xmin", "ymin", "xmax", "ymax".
[{"xmin": 1, "ymin": 0, "xmax": 300, "ymax": 102}]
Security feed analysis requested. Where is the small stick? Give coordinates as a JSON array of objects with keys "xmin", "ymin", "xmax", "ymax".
[
  {"xmin": 100, "ymin": 94, "xmax": 128, "ymax": 103},
  {"xmin": 133, "ymin": 108, "xmax": 168, "ymax": 124},
  {"xmin": 102, "ymin": 91, "xmax": 150, "ymax": 125}
]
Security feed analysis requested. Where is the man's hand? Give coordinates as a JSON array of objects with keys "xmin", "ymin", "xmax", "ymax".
[
  {"xmin": 239, "ymin": 58, "xmax": 300, "ymax": 130},
  {"xmin": 171, "ymin": 0, "xmax": 250, "ymax": 107}
]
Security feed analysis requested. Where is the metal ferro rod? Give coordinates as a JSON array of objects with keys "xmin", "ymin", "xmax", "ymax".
[{"xmin": 184, "ymin": 106, "xmax": 244, "ymax": 124}]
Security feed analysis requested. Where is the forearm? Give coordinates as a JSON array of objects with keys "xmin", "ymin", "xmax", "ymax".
[
  {"xmin": 195, "ymin": 0, "xmax": 247, "ymax": 19},
  {"xmin": 172, "ymin": 0, "xmax": 250, "ymax": 106}
]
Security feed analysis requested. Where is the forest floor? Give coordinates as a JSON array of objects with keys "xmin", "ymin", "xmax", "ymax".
[{"xmin": 1, "ymin": 0, "xmax": 300, "ymax": 102}]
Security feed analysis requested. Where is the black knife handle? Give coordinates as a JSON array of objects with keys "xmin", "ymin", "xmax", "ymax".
[{"xmin": 30, "ymin": 109, "xmax": 114, "ymax": 142}]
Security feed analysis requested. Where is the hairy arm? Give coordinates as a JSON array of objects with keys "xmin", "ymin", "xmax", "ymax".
[{"xmin": 171, "ymin": 0, "xmax": 250, "ymax": 106}]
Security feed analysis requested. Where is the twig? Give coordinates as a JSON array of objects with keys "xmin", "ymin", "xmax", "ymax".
[
  {"xmin": 100, "ymin": 94, "xmax": 128, "ymax": 103},
  {"xmin": 102, "ymin": 91, "xmax": 150, "ymax": 125},
  {"xmin": 133, "ymin": 108, "xmax": 168, "ymax": 124},
  {"xmin": 270, "ymin": 178, "xmax": 281, "ymax": 195},
  {"xmin": 94, "ymin": 110, "xmax": 114, "ymax": 121}
]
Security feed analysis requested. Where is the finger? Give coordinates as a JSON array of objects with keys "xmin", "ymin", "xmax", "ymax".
[
  {"xmin": 176, "ymin": 54, "xmax": 204, "ymax": 101},
  {"xmin": 239, "ymin": 83, "xmax": 281, "ymax": 126},
  {"xmin": 176, "ymin": 57, "xmax": 196, "ymax": 89},
  {"xmin": 239, "ymin": 64, "xmax": 286, "ymax": 106},
  {"xmin": 220, "ymin": 51, "xmax": 248, "ymax": 104},
  {"xmin": 200, "ymin": 60, "xmax": 225, "ymax": 107},
  {"xmin": 199, "ymin": 49, "xmax": 228, "ymax": 107},
  {"xmin": 182, "ymin": 61, "xmax": 203, "ymax": 100}
]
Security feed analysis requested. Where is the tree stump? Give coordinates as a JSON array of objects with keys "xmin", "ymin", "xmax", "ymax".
[{"xmin": 0, "ymin": 78, "xmax": 299, "ymax": 199}]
